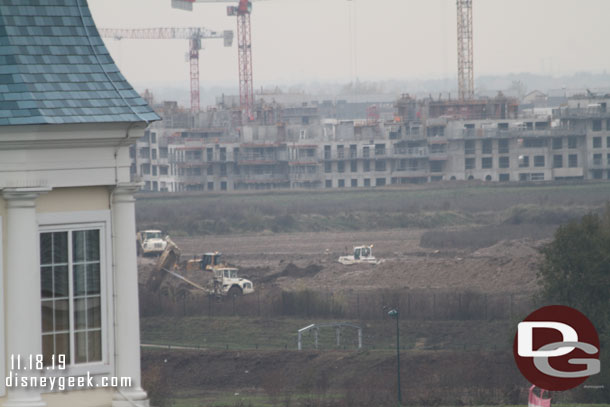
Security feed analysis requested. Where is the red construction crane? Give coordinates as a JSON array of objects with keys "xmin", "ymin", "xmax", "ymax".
[
  {"xmin": 172, "ymin": 0, "xmax": 256, "ymax": 122},
  {"xmin": 99, "ymin": 27, "xmax": 233, "ymax": 112},
  {"xmin": 456, "ymin": 0, "xmax": 474, "ymax": 100}
]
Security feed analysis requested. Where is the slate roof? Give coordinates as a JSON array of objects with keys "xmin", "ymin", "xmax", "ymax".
[{"xmin": 0, "ymin": 0, "xmax": 160, "ymax": 126}]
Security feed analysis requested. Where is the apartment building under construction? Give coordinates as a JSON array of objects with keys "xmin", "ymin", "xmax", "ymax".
[{"xmin": 131, "ymin": 93, "xmax": 610, "ymax": 192}]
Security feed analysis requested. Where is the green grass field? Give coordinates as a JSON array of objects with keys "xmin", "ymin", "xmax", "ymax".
[
  {"xmin": 140, "ymin": 316, "xmax": 514, "ymax": 352},
  {"xmin": 136, "ymin": 182, "xmax": 610, "ymax": 236}
]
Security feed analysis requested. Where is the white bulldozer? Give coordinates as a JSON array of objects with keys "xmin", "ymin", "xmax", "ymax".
[{"xmin": 338, "ymin": 245, "xmax": 383, "ymax": 265}]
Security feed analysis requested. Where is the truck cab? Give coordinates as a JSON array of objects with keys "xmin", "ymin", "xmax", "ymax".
[
  {"xmin": 137, "ymin": 229, "xmax": 168, "ymax": 256},
  {"xmin": 185, "ymin": 252, "xmax": 222, "ymax": 272},
  {"xmin": 212, "ymin": 267, "xmax": 254, "ymax": 296}
]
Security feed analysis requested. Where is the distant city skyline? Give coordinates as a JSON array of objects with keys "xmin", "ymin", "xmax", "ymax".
[{"xmin": 89, "ymin": 0, "xmax": 610, "ymax": 99}]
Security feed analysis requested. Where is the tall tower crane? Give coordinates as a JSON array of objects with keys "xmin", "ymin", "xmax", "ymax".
[
  {"xmin": 172, "ymin": 0, "xmax": 256, "ymax": 122},
  {"xmin": 456, "ymin": 0, "xmax": 474, "ymax": 100},
  {"xmin": 98, "ymin": 27, "xmax": 233, "ymax": 113}
]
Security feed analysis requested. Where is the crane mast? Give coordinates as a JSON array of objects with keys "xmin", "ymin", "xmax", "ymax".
[
  {"xmin": 173, "ymin": 0, "xmax": 255, "ymax": 123},
  {"xmin": 456, "ymin": 0, "xmax": 474, "ymax": 100},
  {"xmin": 228, "ymin": 0, "xmax": 254, "ymax": 122},
  {"xmin": 98, "ymin": 27, "xmax": 233, "ymax": 113}
]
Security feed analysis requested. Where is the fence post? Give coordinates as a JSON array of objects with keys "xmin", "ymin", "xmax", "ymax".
[{"xmin": 257, "ymin": 290, "xmax": 261, "ymax": 317}]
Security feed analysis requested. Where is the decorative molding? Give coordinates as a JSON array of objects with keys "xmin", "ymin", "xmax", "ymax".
[
  {"xmin": 112, "ymin": 182, "xmax": 143, "ymax": 204},
  {"xmin": 0, "ymin": 123, "xmax": 147, "ymax": 151},
  {"xmin": 2, "ymin": 187, "xmax": 52, "ymax": 208}
]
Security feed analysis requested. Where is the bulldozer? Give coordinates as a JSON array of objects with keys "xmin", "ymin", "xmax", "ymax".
[
  {"xmin": 338, "ymin": 245, "xmax": 383, "ymax": 265},
  {"xmin": 146, "ymin": 238, "xmax": 254, "ymax": 297},
  {"xmin": 184, "ymin": 251, "xmax": 222, "ymax": 272}
]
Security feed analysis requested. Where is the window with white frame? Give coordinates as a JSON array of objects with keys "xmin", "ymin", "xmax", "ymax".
[{"xmin": 40, "ymin": 224, "xmax": 105, "ymax": 367}]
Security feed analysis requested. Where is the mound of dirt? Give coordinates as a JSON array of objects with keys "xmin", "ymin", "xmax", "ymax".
[
  {"xmin": 280, "ymin": 263, "xmax": 322, "ymax": 278},
  {"xmin": 420, "ymin": 224, "xmax": 556, "ymax": 250},
  {"xmin": 234, "ymin": 266, "xmax": 270, "ymax": 281},
  {"xmin": 471, "ymin": 238, "xmax": 545, "ymax": 258},
  {"xmin": 259, "ymin": 263, "xmax": 323, "ymax": 283}
]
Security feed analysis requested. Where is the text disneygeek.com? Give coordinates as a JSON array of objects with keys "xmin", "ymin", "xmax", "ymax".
[{"xmin": 6, "ymin": 372, "xmax": 132, "ymax": 391}]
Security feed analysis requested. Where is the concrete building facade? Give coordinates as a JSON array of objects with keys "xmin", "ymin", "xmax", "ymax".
[{"xmin": 132, "ymin": 94, "xmax": 610, "ymax": 192}]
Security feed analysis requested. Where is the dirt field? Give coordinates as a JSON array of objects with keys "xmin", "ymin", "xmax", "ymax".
[
  {"xmin": 136, "ymin": 184, "xmax": 610, "ymax": 407},
  {"xmin": 142, "ymin": 347, "xmax": 526, "ymax": 406},
  {"xmin": 157, "ymin": 226, "xmax": 548, "ymax": 294},
  {"xmin": 137, "ymin": 183, "xmax": 610, "ymax": 295}
]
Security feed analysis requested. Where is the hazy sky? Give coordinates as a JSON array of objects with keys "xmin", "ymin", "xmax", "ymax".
[{"xmin": 88, "ymin": 0, "xmax": 610, "ymax": 90}]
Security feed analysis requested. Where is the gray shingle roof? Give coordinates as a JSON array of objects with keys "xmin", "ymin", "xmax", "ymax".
[{"xmin": 0, "ymin": 0, "xmax": 160, "ymax": 126}]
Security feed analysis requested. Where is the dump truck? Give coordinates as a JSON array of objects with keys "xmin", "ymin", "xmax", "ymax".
[
  {"xmin": 338, "ymin": 245, "xmax": 383, "ymax": 265},
  {"xmin": 147, "ymin": 239, "xmax": 254, "ymax": 297},
  {"xmin": 136, "ymin": 229, "xmax": 168, "ymax": 256}
]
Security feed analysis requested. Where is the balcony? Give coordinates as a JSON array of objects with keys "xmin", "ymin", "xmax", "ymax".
[
  {"xmin": 428, "ymin": 153, "xmax": 448, "ymax": 161},
  {"xmin": 289, "ymin": 172, "xmax": 322, "ymax": 181},
  {"xmin": 553, "ymin": 107, "xmax": 610, "ymax": 119},
  {"xmin": 453, "ymin": 127, "xmax": 587, "ymax": 139},
  {"xmin": 394, "ymin": 168, "xmax": 429, "ymax": 178},
  {"xmin": 391, "ymin": 146, "xmax": 428, "ymax": 158},
  {"xmin": 553, "ymin": 168, "xmax": 584, "ymax": 178},
  {"xmin": 322, "ymin": 152, "xmax": 356, "ymax": 160},
  {"xmin": 234, "ymin": 174, "xmax": 290, "ymax": 184},
  {"xmin": 237, "ymin": 152, "xmax": 285, "ymax": 163}
]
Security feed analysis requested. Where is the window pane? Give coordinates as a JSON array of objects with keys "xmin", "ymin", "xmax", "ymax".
[
  {"xmin": 85, "ymin": 230, "xmax": 100, "ymax": 261},
  {"xmin": 53, "ymin": 232, "xmax": 68, "ymax": 264},
  {"xmin": 54, "ymin": 265, "xmax": 69, "ymax": 297},
  {"xmin": 86, "ymin": 263, "xmax": 101, "ymax": 295},
  {"xmin": 88, "ymin": 331, "xmax": 102, "ymax": 362},
  {"xmin": 75, "ymin": 332, "xmax": 87, "ymax": 364},
  {"xmin": 41, "ymin": 301, "xmax": 54, "ymax": 332},
  {"xmin": 73, "ymin": 264, "xmax": 86, "ymax": 296},
  {"xmin": 41, "ymin": 266, "xmax": 53, "ymax": 298},
  {"xmin": 40, "ymin": 233, "xmax": 52, "ymax": 265},
  {"xmin": 42, "ymin": 335, "xmax": 54, "ymax": 365},
  {"xmin": 56, "ymin": 333, "xmax": 70, "ymax": 364},
  {"xmin": 54, "ymin": 299, "xmax": 69, "ymax": 331},
  {"xmin": 74, "ymin": 298, "xmax": 87, "ymax": 330},
  {"xmin": 73, "ymin": 231, "xmax": 85, "ymax": 262},
  {"xmin": 87, "ymin": 297, "xmax": 101, "ymax": 329}
]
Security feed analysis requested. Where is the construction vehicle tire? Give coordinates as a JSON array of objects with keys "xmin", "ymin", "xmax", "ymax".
[{"xmin": 228, "ymin": 286, "xmax": 243, "ymax": 297}]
